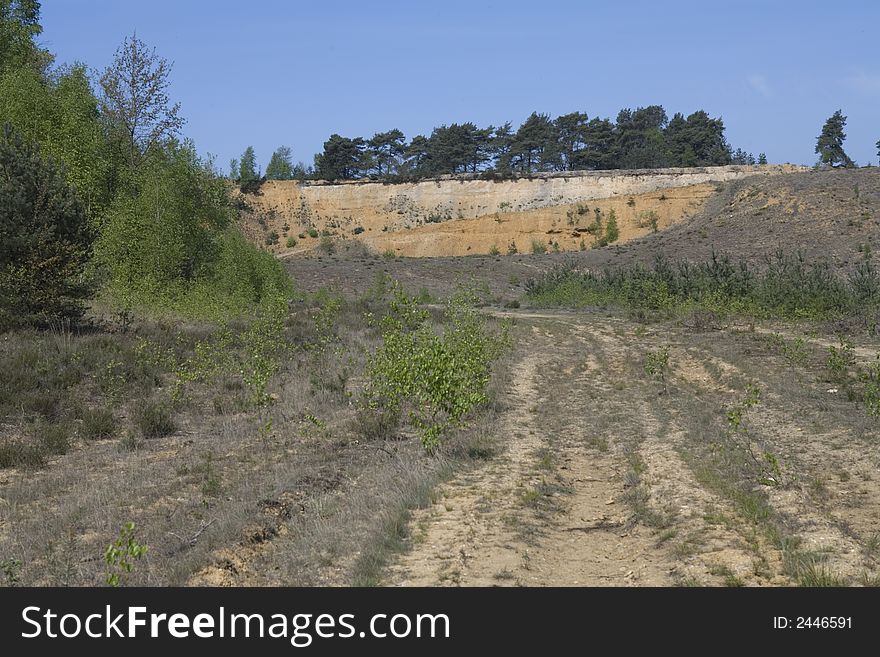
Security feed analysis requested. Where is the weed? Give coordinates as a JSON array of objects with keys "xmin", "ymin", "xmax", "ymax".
[{"xmin": 104, "ymin": 522, "xmax": 148, "ymax": 587}]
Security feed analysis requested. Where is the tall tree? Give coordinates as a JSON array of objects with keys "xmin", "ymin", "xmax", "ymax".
[
  {"xmin": 815, "ymin": 110, "xmax": 854, "ymax": 168},
  {"xmin": 229, "ymin": 157, "xmax": 238, "ymax": 180},
  {"xmin": 758, "ymin": 153, "xmax": 767, "ymax": 165},
  {"xmin": 0, "ymin": 124, "xmax": 95, "ymax": 326},
  {"xmin": 510, "ymin": 112, "xmax": 556, "ymax": 173},
  {"xmin": 99, "ymin": 34, "xmax": 185, "ymax": 168},
  {"xmin": 0, "ymin": 0, "xmax": 48, "ymax": 74},
  {"xmin": 554, "ymin": 112, "xmax": 589, "ymax": 171},
  {"xmin": 577, "ymin": 117, "xmax": 616, "ymax": 170},
  {"xmin": 367, "ymin": 129, "xmax": 406, "ymax": 177},
  {"xmin": 875, "ymin": 140, "xmax": 879, "ymax": 163},
  {"xmin": 239, "ymin": 146, "xmax": 257, "ymax": 183},
  {"xmin": 314, "ymin": 134, "xmax": 365, "ymax": 179},
  {"xmin": 403, "ymin": 134, "xmax": 430, "ymax": 176},
  {"xmin": 265, "ymin": 145, "xmax": 294, "ymax": 180},
  {"xmin": 490, "ymin": 122, "xmax": 514, "ymax": 173},
  {"xmin": 616, "ymin": 106, "xmax": 670, "ymax": 168}
]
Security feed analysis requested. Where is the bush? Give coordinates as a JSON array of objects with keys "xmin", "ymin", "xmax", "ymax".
[
  {"xmin": 286, "ymin": 236, "xmax": 297, "ymax": 248},
  {"xmin": 0, "ymin": 125, "xmax": 95, "ymax": 327},
  {"xmin": 362, "ymin": 287, "xmax": 508, "ymax": 450},
  {"xmin": 133, "ymin": 399, "xmax": 175, "ymax": 438},
  {"xmin": 307, "ymin": 228, "xmax": 319, "ymax": 238},
  {"xmin": 531, "ymin": 240, "xmax": 547, "ymax": 255},
  {"xmin": 81, "ymin": 407, "xmax": 116, "ymax": 440}
]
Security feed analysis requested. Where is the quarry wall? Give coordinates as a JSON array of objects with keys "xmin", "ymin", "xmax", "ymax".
[{"xmin": 261, "ymin": 164, "xmax": 808, "ymax": 227}]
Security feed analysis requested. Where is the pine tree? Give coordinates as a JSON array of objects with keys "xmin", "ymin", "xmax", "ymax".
[
  {"xmin": 0, "ymin": 125, "xmax": 95, "ymax": 326},
  {"xmin": 815, "ymin": 110, "xmax": 854, "ymax": 168},
  {"xmin": 758, "ymin": 153, "xmax": 767, "ymax": 165},
  {"xmin": 265, "ymin": 145, "xmax": 293, "ymax": 180},
  {"xmin": 239, "ymin": 146, "xmax": 258, "ymax": 182}
]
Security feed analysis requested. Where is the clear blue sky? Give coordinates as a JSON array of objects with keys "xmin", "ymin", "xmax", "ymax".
[{"xmin": 40, "ymin": 0, "xmax": 879, "ymax": 170}]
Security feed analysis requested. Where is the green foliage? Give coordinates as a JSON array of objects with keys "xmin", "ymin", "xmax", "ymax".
[
  {"xmin": 133, "ymin": 399, "xmax": 175, "ymax": 438},
  {"xmin": 265, "ymin": 145, "xmax": 293, "ymax": 180},
  {"xmin": 80, "ymin": 407, "xmax": 116, "ymax": 440},
  {"xmin": 99, "ymin": 34, "xmax": 184, "ymax": 169},
  {"xmin": 826, "ymin": 339, "xmax": 854, "ymax": 386},
  {"xmin": 239, "ymin": 146, "xmax": 258, "ymax": 183},
  {"xmin": 1, "ymin": 557, "xmax": 22, "ymax": 586},
  {"xmin": 362, "ymin": 286, "xmax": 508, "ymax": 450},
  {"xmin": 0, "ymin": 125, "xmax": 96, "ymax": 327},
  {"xmin": 644, "ymin": 346, "xmax": 670, "ymax": 380},
  {"xmin": 526, "ymin": 250, "xmax": 880, "ymax": 321},
  {"xmin": 815, "ymin": 110, "xmax": 854, "ymax": 168},
  {"xmin": 286, "ymin": 236, "xmax": 297, "ymax": 248},
  {"xmin": 530, "ymin": 239, "xmax": 547, "ymax": 255},
  {"xmin": 592, "ymin": 208, "xmax": 619, "ymax": 247},
  {"xmin": 97, "ymin": 141, "xmax": 292, "ymax": 318},
  {"xmin": 104, "ymin": 522, "xmax": 148, "ymax": 586}
]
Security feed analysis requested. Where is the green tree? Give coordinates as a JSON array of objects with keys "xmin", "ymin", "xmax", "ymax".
[
  {"xmin": 367, "ymin": 129, "xmax": 406, "ymax": 177},
  {"xmin": 815, "ymin": 110, "xmax": 854, "ymax": 168},
  {"xmin": 875, "ymin": 140, "xmax": 879, "ymax": 163},
  {"xmin": 554, "ymin": 112, "xmax": 589, "ymax": 171},
  {"xmin": 99, "ymin": 34, "xmax": 185, "ymax": 169},
  {"xmin": 314, "ymin": 134, "xmax": 365, "ymax": 179},
  {"xmin": 0, "ymin": 125, "xmax": 95, "ymax": 326},
  {"xmin": 0, "ymin": 64, "xmax": 111, "ymax": 213},
  {"xmin": 239, "ymin": 146, "xmax": 257, "ymax": 183},
  {"xmin": 0, "ymin": 0, "xmax": 49, "ymax": 74},
  {"xmin": 229, "ymin": 157, "xmax": 238, "ymax": 180},
  {"xmin": 98, "ymin": 140, "xmax": 231, "ymax": 303},
  {"xmin": 758, "ymin": 152, "xmax": 767, "ymax": 165},
  {"xmin": 577, "ymin": 117, "xmax": 616, "ymax": 170},
  {"xmin": 265, "ymin": 145, "xmax": 293, "ymax": 180},
  {"xmin": 403, "ymin": 134, "xmax": 430, "ymax": 176},
  {"xmin": 510, "ymin": 112, "xmax": 556, "ymax": 173}
]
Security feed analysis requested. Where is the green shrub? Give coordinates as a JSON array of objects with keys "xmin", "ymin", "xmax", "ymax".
[
  {"xmin": 133, "ymin": 399, "xmax": 175, "ymax": 438},
  {"xmin": 0, "ymin": 125, "xmax": 95, "ymax": 327},
  {"xmin": 80, "ymin": 407, "xmax": 116, "ymax": 440},
  {"xmin": 530, "ymin": 240, "xmax": 547, "ymax": 255},
  {"xmin": 286, "ymin": 236, "xmax": 297, "ymax": 248},
  {"xmin": 308, "ymin": 227, "xmax": 319, "ymax": 238},
  {"xmin": 362, "ymin": 286, "xmax": 508, "ymax": 450}
]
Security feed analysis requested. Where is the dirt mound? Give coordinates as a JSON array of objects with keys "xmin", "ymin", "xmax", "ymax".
[{"xmin": 585, "ymin": 168, "xmax": 880, "ymax": 271}]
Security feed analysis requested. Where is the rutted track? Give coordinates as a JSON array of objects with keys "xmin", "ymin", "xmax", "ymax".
[{"xmin": 384, "ymin": 309, "xmax": 880, "ymax": 587}]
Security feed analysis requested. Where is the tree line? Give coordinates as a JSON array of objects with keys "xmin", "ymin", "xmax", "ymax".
[
  {"xmin": 242, "ymin": 107, "xmax": 763, "ymax": 183},
  {"xmin": 1, "ymin": 0, "xmax": 290, "ymax": 327}
]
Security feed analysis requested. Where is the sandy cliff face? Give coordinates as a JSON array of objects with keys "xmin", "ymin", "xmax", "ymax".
[{"xmin": 242, "ymin": 165, "xmax": 807, "ymax": 257}]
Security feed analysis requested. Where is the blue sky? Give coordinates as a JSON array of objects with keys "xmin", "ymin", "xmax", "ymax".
[{"xmin": 40, "ymin": 0, "xmax": 879, "ymax": 170}]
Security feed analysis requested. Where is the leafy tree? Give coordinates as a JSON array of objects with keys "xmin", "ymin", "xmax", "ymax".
[
  {"xmin": 98, "ymin": 140, "xmax": 231, "ymax": 303},
  {"xmin": 314, "ymin": 134, "xmax": 365, "ymax": 179},
  {"xmin": 0, "ymin": 0, "xmax": 49, "ymax": 74},
  {"xmin": 815, "ymin": 110, "xmax": 854, "ymax": 168},
  {"xmin": 0, "ymin": 125, "xmax": 95, "ymax": 326},
  {"xmin": 99, "ymin": 34, "xmax": 185, "ymax": 169},
  {"xmin": 1, "ymin": 64, "xmax": 111, "ymax": 212},
  {"xmin": 367, "ymin": 129, "xmax": 406, "ymax": 177},
  {"xmin": 239, "ymin": 146, "xmax": 257, "ymax": 183},
  {"xmin": 265, "ymin": 145, "xmax": 293, "ymax": 180}
]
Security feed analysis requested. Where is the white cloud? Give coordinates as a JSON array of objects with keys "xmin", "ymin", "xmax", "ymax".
[{"xmin": 747, "ymin": 74, "xmax": 772, "ymax": 97}]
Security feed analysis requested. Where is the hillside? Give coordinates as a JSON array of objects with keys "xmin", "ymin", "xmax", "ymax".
[{"xmin": 581, "ymin": 168, "xmax": 880, "ymax": 271}]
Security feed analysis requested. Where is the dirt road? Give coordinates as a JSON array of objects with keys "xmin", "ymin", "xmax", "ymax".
[{"xmin": 385, "ymin": 310, "xmax": 880, "ymax": 586}]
